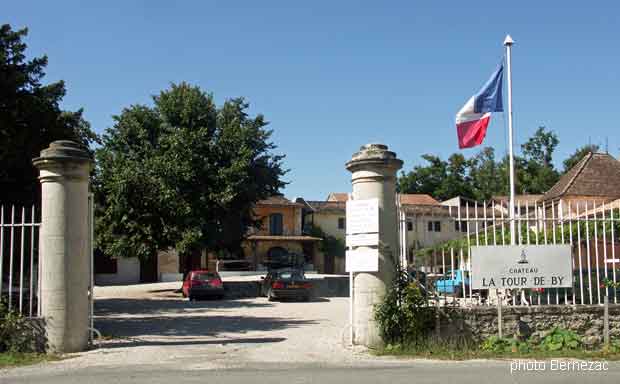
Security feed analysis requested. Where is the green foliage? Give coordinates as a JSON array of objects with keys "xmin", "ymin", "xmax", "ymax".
[
  {"xmin": 604, "ymin": 278, "xmax": 620, "ymax": 289},
  {"xmin": 480, "ymin": 328, "xmax": 581, "ymax": 355},
  {"xmin": 375, "ymin": 259, "xmax": 435, "ymax": 347},
  {"xmin": 481, "ymin": 336, "xmax": 532, "ymax": 354},
  {"xmin": 0, "ymin": 24, "xmax": 99, "ymax": 204},
  {"xmin": 539, "ymin": 327, "xmax": 582, "ymax": 351},
  {"xmin": 308, "ymin": 225, "xmax": 345, "ymax": 257},
  {"xmin": 398, "ymin": 127, "xmax": 586, "ymax": 201},
  {"xmin": 0, "ymin": 303, "xmax": 38, "ymax": 353},
  {"xmin": 95, "ymin": 82, "xmax": 286, "ymax": 260},
  {"xmin": 415, "ymin": 212, "xmax": 620, "ymax": 263},
  {"xmin": 607, "ymin": 340, "xmax": 620, "ymax": 353},
  {"xmin": 563, "ymin": 144, "xmax": 600, "ymax": 172}
]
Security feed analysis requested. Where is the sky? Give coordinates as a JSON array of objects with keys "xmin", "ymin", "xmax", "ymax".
[{"xmin": 6, "ymin": 1, "xmax": 619, "ymax": 200}]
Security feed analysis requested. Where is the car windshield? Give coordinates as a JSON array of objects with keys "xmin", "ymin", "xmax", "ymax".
[{"xmin": 192, "ymin": 272, "xmax": 218, "ymax": 281}]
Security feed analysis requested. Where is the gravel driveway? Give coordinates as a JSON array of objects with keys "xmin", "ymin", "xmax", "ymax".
[
  {"xmin": 89, "ymin": 281, "xmax": 356, "ymax": 368},
  {"xmin": 1, "ymin": 281, "xmax": 368, "ymax": 373}
]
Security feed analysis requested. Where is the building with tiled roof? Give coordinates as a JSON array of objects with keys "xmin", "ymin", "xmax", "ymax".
[
  {"xmin": 299, "ymin": 192, "xmax": 465, "ymax": 271},
  {"xmin": 542, "ymin": 152, "xmax": 620, "ymax": 203},
  {"xmin": 325, "ymin": 192, "xmax": 440, "ymax": 206}
]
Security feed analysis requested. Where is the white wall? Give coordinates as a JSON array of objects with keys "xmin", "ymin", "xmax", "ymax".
[
  {"xmin": 313, "ymin": 211, "xmax": 346, "ymax": 239},
  {"xmin": 405, "ymin": 215, "xmax": 461, "ymax": 249},
  {"xmin": 95, "ymin": 257, "xmax": 140, "ymax": 285}
]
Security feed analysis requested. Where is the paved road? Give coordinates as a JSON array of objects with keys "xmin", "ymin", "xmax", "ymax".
[{"xmin": 3, "ymin": 361, "xmax": 620, "ymax": 384}]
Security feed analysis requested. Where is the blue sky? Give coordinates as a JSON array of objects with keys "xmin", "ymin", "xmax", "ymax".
[{"xmin": 6, "ymin": 2, "xmax": 619, "ymax": 200}]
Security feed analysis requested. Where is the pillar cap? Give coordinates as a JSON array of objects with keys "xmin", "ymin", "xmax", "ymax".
[
  {"xmin": 33, "ymin": 140, "xmax": 93, "ymax": 169},
  {"xmin": 346, "ymin": 143, "xmax": 403, "ymax": 173}
]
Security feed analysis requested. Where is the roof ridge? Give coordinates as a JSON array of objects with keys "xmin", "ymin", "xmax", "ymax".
[{"xmin": 558, "ymin": 152, "xmax": 593, "ymax": 197}]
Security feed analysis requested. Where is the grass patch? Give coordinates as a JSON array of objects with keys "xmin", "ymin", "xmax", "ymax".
[
  {"xmin": 0, "ymin": 352, "xmax": 59, "ymax": 368},
  {"xmin": 373, "ymin": 344, "xmax": 620, "ymax": 361}
]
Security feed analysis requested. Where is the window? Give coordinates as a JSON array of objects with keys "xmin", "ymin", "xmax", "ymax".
[
  {"xmin": 269, "ymin": 213, "xmax": 283, "ymax": 235},
  {"xmin": 407, "ymin": 221, "xmax": 413, "ymax": 231},
  {"xmin": 338, "ymin": 217, "xmax": 346, "ymax": 230},
  {"xmin": 428, "ymin": 221, "xmax": 441, "ymax": 232},
  {"xmin": 454, "ymin": 221, "xmax": 468, "ymax": 232},
  {"xmin": 460, "ymin": 220, "xmax": 468, "ymax": 232}
]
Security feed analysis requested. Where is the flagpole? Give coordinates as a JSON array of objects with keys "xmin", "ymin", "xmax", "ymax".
[{"xmin": 504, "ymin": 34, "xmax": 516, "ymax": 245}]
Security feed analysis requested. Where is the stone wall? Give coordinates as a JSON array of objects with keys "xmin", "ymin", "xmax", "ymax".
[
  {"xmin": 439, "ymin": 304, "xmax": 620, "ymax": 347},
  {"xmin": 95, "ymin": 257, "xmax": 140, "ymax": 285},
  {"xmin": 222, "ymin": 275, "xmax": 349, "ymax": 299}
]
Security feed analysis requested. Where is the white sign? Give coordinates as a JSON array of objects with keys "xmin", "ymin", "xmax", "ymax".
[
  {"xmin": 346, "ymin": 248, "xmax": 379, "ymax": 272},
  {"xmin": 346, "ymin": 198, "xmax": 379, "ymax": 235},
  {"xmin": 471, "ymin": 245, "xmax": 573, "ymax": 289},
  {"xmin": 346, "ymin": 233, "xmax": 379, "ymax": 247}
]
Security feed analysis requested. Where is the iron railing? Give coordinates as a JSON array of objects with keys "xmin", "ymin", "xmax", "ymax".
[
  {"xmin": 0, "ymin": 204, "xmax": 41, "ymax": 317},
  {"xmin": 406, "ymin": 199, "xmax": 620, "ymax": 307}
]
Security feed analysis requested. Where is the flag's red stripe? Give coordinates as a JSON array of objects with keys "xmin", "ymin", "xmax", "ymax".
[{"xmin": 456, "ymin": 115, "xmax": 491, "ymax": 149}]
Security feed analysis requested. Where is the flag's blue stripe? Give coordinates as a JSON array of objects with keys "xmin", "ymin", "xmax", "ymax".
[{"xmin": 473, "ymin": 63, "xmax": 504, "ymax": 114}]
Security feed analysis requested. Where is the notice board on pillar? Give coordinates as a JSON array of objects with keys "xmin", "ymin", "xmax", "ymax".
[
  {"xmin": 346, "ymin": 248, "xmax": 379, "ymax": 272},
  {"xmin": 471, "ymin": 245, "xmax": 572, "ymax": 289},
  {"xmin": 345, "ymin": 198, "xmax": 379, "ymax": 272}
]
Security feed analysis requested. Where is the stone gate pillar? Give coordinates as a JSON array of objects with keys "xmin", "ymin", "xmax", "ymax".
[
  {"xmin": 346, "ymin": 143, "xmax": 403, "ymax": 348},
  {"xmin": 33, "ymin": 140, "xmax": 93, "ymax": 353}
]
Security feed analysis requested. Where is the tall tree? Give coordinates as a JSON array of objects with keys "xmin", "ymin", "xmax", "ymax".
[
  {"xmin": 469, "ymin": 147, "xmax": 503, "ymax": 200},
  {"xmin": 563, "ymin": 144, "xmax": 600, "ymax": 172},
  {"xmin": 397, "ymin": 126, "xmax": 587, "ymax": 201},
  {"xmin": 95, "ymin": 83, "xmax": 286, "ymax": 261},
  {"xmin": 519, "ymin": 126, "xmax": 560, "ymax": 193},
  {"xmin": 397, "ymin": 154, "xmax": 446, "ymax": 197},
  {"xmin": 0, "ymin": 24, "xmax": 98, "ymax": 204}
]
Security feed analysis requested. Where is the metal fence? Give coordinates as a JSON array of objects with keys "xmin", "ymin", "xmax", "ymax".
[
  {"xmin": 407, "ymin": 199, "xmax": 620, "ymax": 307},
  {"xmin": 0, "ymin": 204, "xmax": 41, "ymax": 317}
]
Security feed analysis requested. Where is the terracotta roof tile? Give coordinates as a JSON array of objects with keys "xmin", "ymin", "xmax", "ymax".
[
  {"xmin": 543, "ymin": 153, "xmax": 620, "ymax": 201},
  {"xmin": 326, "ymin": 193, "xmax": 349, "ymax": 202},
  {"xmin": 305, "ymin": 201, "xmax": 346, "ymax": 213},
  {"xmin": 399, "ymin": 194, "xmax": 440, "ymax": 206},
  {"xmin": 491, "ymin": 195, "xmax": 543, "ymax": 204},
  {"xmin": 257, "ymin": 195, "xmax": 304, "ymax": 207},
  {"xmin": 320, "ymin": 193, "xmax": 440, "ymax": 207}
]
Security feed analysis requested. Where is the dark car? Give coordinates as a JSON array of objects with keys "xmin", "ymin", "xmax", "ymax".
[
  {"xmin": 261, "ymin": 268, "xmax": 313, "ymax": 301},
  {"xmin": 182, "ymin": 270, "xmax": 224, "ymax": 300}
]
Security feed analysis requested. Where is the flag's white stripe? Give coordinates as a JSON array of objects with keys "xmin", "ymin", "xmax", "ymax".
[
  {"xmin": 457, "ymin": 112, "xmax": 490, "ymax": 124},
  {"xmin": 456, "ymin": 96, "xmax": 477, "ymax": 123}
]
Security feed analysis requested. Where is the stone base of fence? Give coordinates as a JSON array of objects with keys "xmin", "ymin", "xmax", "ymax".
[{"xmin": 438, "ymin": 304, "xmax": 620, "ymax": 347}]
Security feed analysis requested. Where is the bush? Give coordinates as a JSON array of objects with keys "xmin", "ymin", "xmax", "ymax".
[
  {"xmin": 0, "ymin": 302, "xmax": 39, "ymax": 353},
  {"xmin": 375, "ymin": 264, "xmax": 435, "ymax": 347},
  {"xmin": 481, "ymin": 336, "xmax": 531, "ymax": 354},
  {"xmin": 480, "ymin": 328, "xmax": 581, "ymax": 355},
  {"xmin": 539, "ymin": 327, "xmax": 581, "ymax": 351}
]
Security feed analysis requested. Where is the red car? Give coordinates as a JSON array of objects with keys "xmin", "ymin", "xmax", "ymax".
[{"xmin": 182, "ymin": 270, "xmax": 225, "ymax": 300}]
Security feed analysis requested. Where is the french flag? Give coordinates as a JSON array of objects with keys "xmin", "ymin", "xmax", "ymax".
[{"xmin": 456, "ymin": 63, "xmax": 504, "ymax": 149}]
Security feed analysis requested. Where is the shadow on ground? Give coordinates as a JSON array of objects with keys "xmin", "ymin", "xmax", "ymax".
[
  {"xmin": 95, "ymin": 314, "xmax": 318, "ymax": 339},
  {"xmin": 95, "ymin": 297, "xmax": 273, "ymax": 316},
  {"xmin": 94, "ymin": 297, "xmax": 319, "ymax": 341}
]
